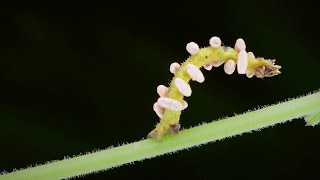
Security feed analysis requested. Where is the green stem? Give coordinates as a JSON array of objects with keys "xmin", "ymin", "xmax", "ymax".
[
  {"xmin": 2, "ymin": 91, "xmax": 320, "ymax": 180},
  {"xmin": 305, "ymin": 112, "xmax": 320, "ymax": 126}
]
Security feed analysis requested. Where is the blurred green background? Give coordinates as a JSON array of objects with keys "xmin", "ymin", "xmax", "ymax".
[{"xmin": 1, "ymin": 2, "xmax": 319, "ymax": 179}]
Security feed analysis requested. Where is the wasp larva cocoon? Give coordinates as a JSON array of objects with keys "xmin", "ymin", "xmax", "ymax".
[
  {"xmin": 212, "ymin": 61, "xmax": 224, "ymax": 67},
  {"xmin": 170, "ymin": 62, "xmax": 180, "ymax": 74},
  {"xmin": 235, "ymin": 38, "xmax": 246, "ymax": 51},
  {"xmin": 186, "ymin": 64, "xmax": 205, "ymax": 83},
  {"xmin": 181, "ymin": 100, "xmax": 188, "ymax": 110},
  {"xmin": 157, "ymin": 85, "xmax": 168, "ymax": 97},
  {"xmin": 175, "ymin": 78, "xmax": 192, "ymax": 97},
  {"xmin": 186, "ymin": 42, "xmax": 199, "ymax": 55},
  {"xmin": 224, "ymin": 60, "xmax": 236, "ymax": 75},
  {"xmin": 157, "ymin": 97, "xmax": 183, "ymax": 111},
  {"xmin": 246, "ymin": 70, "xmax": 255, "ymax": 78},
  {"xmin": 248, "ymin": 52, "xmax": 255, "ymax": 59},
  {"xmin": 203, "ymin": 63, "xmax": 213, "ymax": 71},
  {"xmin": 209, "ymin": 36, "xmax": 221, "ymax": 48},
  {"xmin": 153, "ymin": 102, "xmax": 164, "ymax": 118},
  {"xmin": 237, "ymin": 50, "xmax": 248, "ymax": 74}
]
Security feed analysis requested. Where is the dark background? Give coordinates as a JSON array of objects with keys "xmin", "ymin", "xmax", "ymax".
[{"xmin": 1, "ymin": 2, "xmax": 319, "ymax": 179}]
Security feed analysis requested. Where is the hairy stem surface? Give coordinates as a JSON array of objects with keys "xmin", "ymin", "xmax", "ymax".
[
  {"xmin": 2, "ymin": 91, "xmax": 320, "ymax": 180},
  {"xmin": 305, "ymin": 112, "xmax": 320, "ymax": 126}
]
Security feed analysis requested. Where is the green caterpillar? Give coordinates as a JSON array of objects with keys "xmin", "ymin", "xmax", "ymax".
[{"xmin": 149, "ymin": 36, "xmax": 281, "ymax": 141}]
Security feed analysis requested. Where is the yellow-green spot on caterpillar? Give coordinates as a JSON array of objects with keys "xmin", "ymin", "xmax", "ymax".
[{"xmin": 149, "ymin": 37, "xmax": 282, "ymax": 141}]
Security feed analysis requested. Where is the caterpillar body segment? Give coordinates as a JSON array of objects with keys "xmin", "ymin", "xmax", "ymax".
[{"xmin": 149, "ymin": 37, "xmax": 281, "ymax": 141}]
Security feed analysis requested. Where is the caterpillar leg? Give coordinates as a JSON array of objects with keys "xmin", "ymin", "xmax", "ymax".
[
  {"xmin": 170, "ymin": 123, "xmax": 181, "ymax": 134},
  {"xmin": 148, "ymin": 123, "xmax": 181, "ymax": 141}
]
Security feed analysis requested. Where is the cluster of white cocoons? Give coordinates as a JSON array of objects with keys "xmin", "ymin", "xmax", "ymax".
[
  {"xmin": 153, "ymin": 61, "xmax": 203, "ymax": 118},
  {"xmin": 207, "ymin": 37, "xmax": 251, "ymax": 77},
  {"xmin": 153, "ymin": 36, "xmax": 252, "ymax": 118},
  {"xmin": 187, "ymin": 36, "xmax": 250, "ymax": 76}
]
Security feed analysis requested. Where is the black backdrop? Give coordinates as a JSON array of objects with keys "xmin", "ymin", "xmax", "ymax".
[{"xmin": 1, "ymin": 2, "xmax": 319, "ymax": 179}]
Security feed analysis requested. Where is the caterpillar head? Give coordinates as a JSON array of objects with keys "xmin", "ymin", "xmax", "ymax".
[{"xmin": 254, "ymin": 59, "xmax": 281, "ymax": 78}]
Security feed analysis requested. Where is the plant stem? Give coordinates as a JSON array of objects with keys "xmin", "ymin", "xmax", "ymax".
[
  {"xmin": 2, "ymin": 91, "xmax": 320, "ymax": 180},
  {"xmin": 305, "ymin": 112, "xmax": 320, "ymax": 126}
]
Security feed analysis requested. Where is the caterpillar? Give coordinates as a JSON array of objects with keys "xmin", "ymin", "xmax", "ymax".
[{"xmin": 149, "ymin": 36, "xmax": 281, "ymax": 141}]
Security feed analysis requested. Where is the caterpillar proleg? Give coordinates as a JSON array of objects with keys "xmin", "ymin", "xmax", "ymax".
[{"xmin": 149, "ymin": 36, "xmax": 281, "ymax": 141}]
